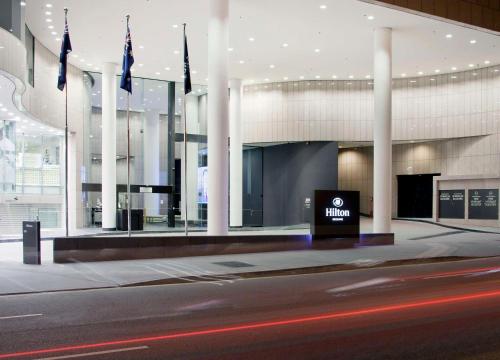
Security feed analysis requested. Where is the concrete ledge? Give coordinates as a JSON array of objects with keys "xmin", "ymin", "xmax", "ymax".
[{"xmin": 53, "ymin": 233, "xmax": 394, "ymax": 263}]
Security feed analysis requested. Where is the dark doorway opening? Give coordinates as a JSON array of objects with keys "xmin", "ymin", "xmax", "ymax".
[{"xmin": 397, "ymin": 173, "xmax": 440, "ymax": 218}]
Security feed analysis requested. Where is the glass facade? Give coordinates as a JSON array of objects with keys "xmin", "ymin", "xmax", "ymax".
[{"xmin": 81, "ymin": 72, "xmax": 208, "ymax": 230}]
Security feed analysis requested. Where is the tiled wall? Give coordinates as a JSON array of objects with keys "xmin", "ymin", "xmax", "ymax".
[
  {"xmin": 338, "ymin": 134, "xmax": 500, "ymax": 215},
  {"xmin": 365, "ymin": 0, "xmax": 500, "ymax": 32},
  {"xmin": 242, "ymin": 66, "xmax": 500, "ymax": 144}
]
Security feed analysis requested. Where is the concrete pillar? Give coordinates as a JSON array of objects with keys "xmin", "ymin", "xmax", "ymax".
[
  {"xmin": 101, "ymin": 63, "xmax": 117, "ymax": 230},
  {"xmin": 207, "ymin": 0, "xmax": 229, "ymax": 235},
  {"xmin": 229, "ymin": 79, "xmax": 243, "ymax": 227},
  {"xmin": 143, "ymin": 109, "xmax": 160, "ymax": 216},
  {"xmin": 373, "ymin": 28, "xmax": 392, "ymax": 234}
]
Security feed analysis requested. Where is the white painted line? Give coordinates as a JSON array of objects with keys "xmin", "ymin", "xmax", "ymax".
[
  {"xmin": 35, "ymin": 346, "xmax": 149, "ymax": 360},
  {"xmin": 0, "ymin": 313, "xmax": 43, "ymax": 320}
]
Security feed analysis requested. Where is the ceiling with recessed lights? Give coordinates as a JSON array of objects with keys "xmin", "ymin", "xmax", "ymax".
[{"xmin": 25, "ymin": 0, "xmax": 500, "ymax": 83}]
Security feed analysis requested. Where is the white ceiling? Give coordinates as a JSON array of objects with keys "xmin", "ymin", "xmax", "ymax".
[{"xmin": 25, "ymin": 0, "xmax": 500, "ymax": 84}]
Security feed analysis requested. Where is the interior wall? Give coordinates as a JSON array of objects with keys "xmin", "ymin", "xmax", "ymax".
[
  {"xmin": 243, "ymin": 66, "xmax": 500, "ymax": 144},
  {"xmin": 338, "ymin": 134, "xmax": 500, "ymax": 217},
  {"xmin": 263, "ymin": 142, "xmax": 338, "ymax": 226}
]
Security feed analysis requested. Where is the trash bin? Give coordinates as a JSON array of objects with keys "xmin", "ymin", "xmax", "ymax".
[
  {"xmin": 116, "ymin": 209, "xmax": 144, "ymax": 231},
  {"xmin": 23, "ymin": 221, "xmax": 41, "ymax": 265}
]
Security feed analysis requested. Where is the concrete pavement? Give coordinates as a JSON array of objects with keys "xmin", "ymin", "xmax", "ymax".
[{"xmin": 0, "ymin": 218, "xmax": 499, "ymax": 295}]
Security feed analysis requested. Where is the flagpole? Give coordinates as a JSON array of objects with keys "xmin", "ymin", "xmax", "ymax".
[
  {"xmin": 64, "ymin": 7, "xmax": 69, "ymax": 238},
  {"xmin": 183, "ymin": 23, "xmax": 188, "ymax": 236},
  {"xmin": 65, "ymin": 80, "xmax": 69, "ymax": 237},
  {"xmin": 127, "ymin": 91, "xmax": 131, "ymax": 237},
  {"xmin": 126, "ymin": 15, "xmax": 131, "ymax": 238},
  {"xmin": 183, "ymin": 95, "xmax": 188, "ymax": 236}
]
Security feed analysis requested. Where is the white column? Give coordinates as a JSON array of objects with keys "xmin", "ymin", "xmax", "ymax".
[
  {"xmin": 181, "ymin": 96, "xmax": 200, "ymax": 223},
  {"xmin": 373, "ymin": 28, "xmax": 392, "ymax": 234},
  {"xmin": 143, "ymin": 109, "xmax": 160, "ymax": 216},
  {"xmin": 207, "ymin": 0, "xmax": 229, "ymax": 235},
  {"xmin": 101, "ymin": 62, "xmax": 117, "ymax": 230},
  {"xmin": 229, "ymin": 79, "xmax": 243, "ymax": 227}
]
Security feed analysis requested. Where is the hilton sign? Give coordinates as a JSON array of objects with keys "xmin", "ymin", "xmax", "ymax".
[{"xmin": 312, "ymin": 190, "xmax": 360, "ymax": 239}]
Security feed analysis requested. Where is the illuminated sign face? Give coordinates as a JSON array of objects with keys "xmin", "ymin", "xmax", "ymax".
[
  {"xmin": 326, "ymin": 197, "xmax": 350, "ymax": 220},
  {"xmin": 312, "ymin": 190, "xmax": 360, "ymax": 239}
]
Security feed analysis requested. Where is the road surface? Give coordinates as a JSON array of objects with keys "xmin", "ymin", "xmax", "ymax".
[{"xmin": 0, "ymin": 257, "xmax": 499, "ymax": 359}]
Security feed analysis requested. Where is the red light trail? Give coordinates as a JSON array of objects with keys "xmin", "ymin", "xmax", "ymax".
[{"xmin": 1, "ymin": 289, "xmax": 499, "ymax": 359}]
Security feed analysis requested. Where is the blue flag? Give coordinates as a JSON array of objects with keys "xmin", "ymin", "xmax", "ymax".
[
  {"xmin": 120, "ymin": 16, "xmax": 134, "ymax": 94},
  {"xmin": 57, "ymin": 9, "xmax": 72, "ymax": 91},
  {"xmin": 183, "ymin": 24, "xmax": 191, "ymax": 95}
]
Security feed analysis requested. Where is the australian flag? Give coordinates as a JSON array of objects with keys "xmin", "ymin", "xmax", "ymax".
[
  {"xmin": 57, "ymin": 10, "xmax": 72, "ymax": 91},
  {"xmin": 120, "ymin": 17, "xmax": 134, "ymax": 93},
  {"xmin": 183, "ymin": 24, "xmax": 191, "ymax": 95}
]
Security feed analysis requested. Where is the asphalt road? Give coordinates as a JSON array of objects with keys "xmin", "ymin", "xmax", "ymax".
[{"xmin": 0, "ymin": 257, "xmax": 499, "ymax": 359}]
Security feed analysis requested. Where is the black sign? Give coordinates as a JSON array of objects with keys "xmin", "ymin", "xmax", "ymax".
[
  {"xmin": 312, "ymin": 190, "xmax": 360, "ymax": 239},
  {"xmin": 468, "ymin": 189, "xmax": 498, "ymax": 220},
  {"xmin": 23, "ymin": 221, "xmax": 41, "ymax": 265},
  {"xmin": 439, "ymin": 190, "xmax": 465, "ymax": 219}
]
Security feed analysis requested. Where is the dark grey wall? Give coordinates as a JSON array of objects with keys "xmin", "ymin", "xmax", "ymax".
[
  {"xmin": 263, "ymin": 142, "xmax": 338, "ymax": 226},
  {"xmin": 0, "ymin": 0, "xmax": 22, "ymax": 39},
  {"xmin": 242, "ymin": 147, "xmax": 263, "ymax": 226}
]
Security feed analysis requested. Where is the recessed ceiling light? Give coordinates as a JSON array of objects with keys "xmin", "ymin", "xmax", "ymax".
[
  {"xmin": 80, "ymin": 58, "xmax": 85, "ymax": 62},
  {"xmin": 282, "ymin": 43, "xmax": 289, "ymax": 48},
  {"xmin": 445, "ymin": 34, "xmax": 453, "ymax": 39},
  {"xmin": 401, "ymin": 73, "xmax": 406, "ymax": 77},
  {"xmin": 451, "ymin": 76, "xmax": 457, "ymax": 79},
  {"xmin": 264, "ymin": 78, "xmax": 269, "ymax": 82},
  {"xmin": 248, "ymin": 37, "xmax": 255, "ymax": 42},
  {"xmin": 484, "ymin": 60, "xmax": 490, "ymax": 64},
  {"xmin": 228, "ymin": 47, "xmax": 234, "ymax": 52},
  {"xmin": 45, "ymin": 11, "xmax": 52, "ymax": 15},
  {"xmin": 434, "ymin": 69, "xmax": 440, "ymax": 73},
  {"xmin": 164, "ymin": 67, "xmax": 170, "ymax": 71},
  {"xmin": 20, "ymin": 1, "xmax": 26, "ymax": 6},
  {"xmin": 155, "ymin": 72, "xmax": 160, "ymax": 75},
  {"xmin": 299, "ymin": 75, "xmax": 304, "ymax": 79},
  {"xmin": 269, "ymin": 64, "xmax": 275, "ymax": 69},
  {"xmin": 173, "ymin": 50, "xmax": 180, "ymax": 54},
  {"xmin": 315, "ymin": 75, "xmax": 321, "ymax": 79},
  {"xmin": 48, "ymin": 25, "xmax": 54, "ymax": 29},
  {"xmin": 46, "ymin": 3, "xmax": 53, "ymax": 8},
  {"xmin": 418, "ymin": 71, "xmax": 424, "ymax": 75},
  {"xmin": 470, "ymin": 40, "xmax": 476, "ymax": 44},
  {"xmin": 410, "ymin": 80, "xmax": 417, "ymax": 83},
  {"xmin": 468, "ymin": 63, "xmax": 474, "ymax": 68},
  {"xmin": 366, "ymin": 15, "xmax": 375, "ymax": 20},
  {"xmin": 430, "ymin": 78, "xmax": 435, "ymax": 81},
  {"xmin": 192, "ymin": 70, "xmax": 197, "ymax": 74},
  {"xmin": 348, "ymin": 75, "xmax": 354, "ymax": 79},
  {"xmin": 172, "ymin": 24, "xmax": 178, "ymax": 28},
  {"xmin": 138, "ymin": 63, "xmax": 144, "ymax": 67},
  {"xmin": 451, "ymin": 67, "xmax": 457, "ymax": 71},
  {"xmin": 46, "ymin": 18, "xmax": 52, "ymax": 22},
  {"xmin": 314, "ymin": 48, "xmax": 320, "ymax": 53},
  {"xmin": 55, "ymin": 38, "xmax": 61, "ymax": 42},
  {"xmin": 365, "ymin": 75, "xmax": 371, "ymax": 79},
  {"xmin": 139, "ymin": 45, "xmax": 144, "ymax": 49},
  {"xmin": 239, "ymin": 60, "xmax": 245, "ymax": 64},
  {"xmin": 51, "ymin": 31, "xmax": 57, "ymax": 35},
  {"xmin": 283, "ymin": 76, "xmax": 288, "ymax": 80},
  {"xmin": 319, "ymin": 5, "xmax": 327, "ymax": 9}
]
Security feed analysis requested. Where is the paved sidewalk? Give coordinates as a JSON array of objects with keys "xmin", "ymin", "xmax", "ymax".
[{"xmin": 0, "ymin": 219, "xmax": 499, "ymax": 295}]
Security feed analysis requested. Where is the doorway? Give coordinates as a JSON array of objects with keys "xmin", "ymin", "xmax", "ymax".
[{"xmin": 397, "ymin": 173, "xmax": 440, "ymax": 218}]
